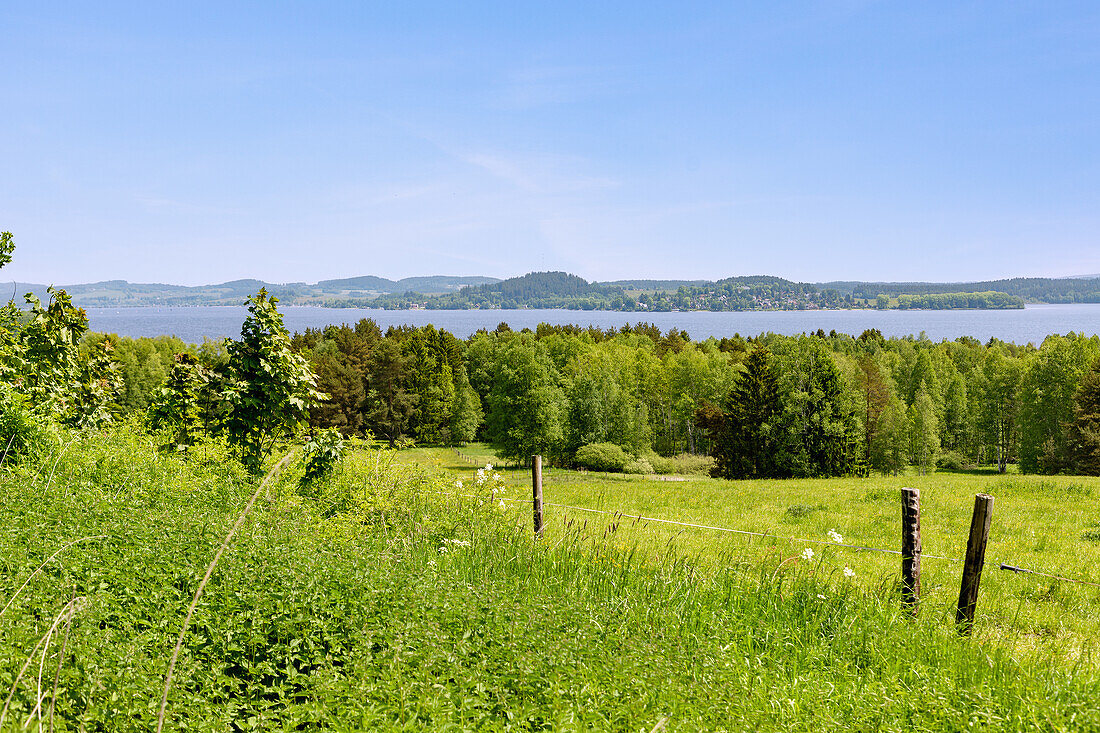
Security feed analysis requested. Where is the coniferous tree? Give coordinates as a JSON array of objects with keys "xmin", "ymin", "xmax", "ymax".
[
  {"xmin": 709, "ymin": 346, "xmax": 783, "ymax": 479},
  {"xmin": 365, "ymin": 338, "xmax": 418, "ymax": 447},
  {"xmin": 1065, "ymin": 359, "xmax": 1100, "ymax": 475}
]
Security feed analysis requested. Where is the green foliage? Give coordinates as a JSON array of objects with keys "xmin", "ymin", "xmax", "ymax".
[
  {"xmin": 477, "ymin": 336, "xmax": 566, "ymax": 460},
  {"xmin": 0, "ymin": 381, "xmax": 59, "ymax": 464},
  {"xmin": 894, "ymin": 291, "xmax": 1024, "ymax": 309},
  {"xmin": 149, "ymin": 353, "xmax": 217, "ymax": 452},
  {"xmin": 622, "ymin": 457, "xmax": 654, "ymax": 474},
  {"xmin": 222, "ymin": 289, "xmax": 323, "ymax": 473},
  {"xmin": 908, "ymin": 385, "xmax": 940, "ymax": 475},
  {"xmin": 708, "ymin": 345, "xmax": 784, "ymax": 479},
  {"xmin": 1018, "ymin": 335, "xmax": 1100, "ymax": 473},
  {"xmin": 1065, "ymin": 357, "xmax": 1100, "ymax": 475},
  {"xmin": 772, "ymin": 338, "xmax": 861, "ymax": 478},
  {"xmin": 574, "ymin": 442, "xmax": 630, "ymax": 472},
  {"xmin": 301, "ymin": 427, "xmax": 346, "ymax": 486},
  {"xmin": 936, "ymin": 449, "xmax": 970, "ymax": 471},
  {"xmin": 0, "ymin": 231, "xmax": 14, "ymax": 270},
  {"xmin": 646, "ymin": 452, "xmax": 716, "ymax": 475},
  {"xmin": 6, "ymin": 429, "xmax": 1100, "ymax": 729}
]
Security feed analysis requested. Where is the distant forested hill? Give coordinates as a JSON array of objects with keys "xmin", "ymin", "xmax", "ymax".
[
  {"xmin": 371, "ymin": 272, "xmax": 1026, "ymax": 311},
  {"xmin": 9, "ymin": 275, "xmax": 501, "ymax": 307},
  {"xmin": 17, "ymin": 270, "xmax": 1098, "ymax": 310}
]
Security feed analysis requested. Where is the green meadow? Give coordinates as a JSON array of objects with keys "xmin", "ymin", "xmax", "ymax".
[
  {"xmin": 410, "ymin": 445, "xmax": 1100, "ymax": 658},
  {"xmin": 2, "ymin": 429, "xmax": 1099, "ymax": 731}
]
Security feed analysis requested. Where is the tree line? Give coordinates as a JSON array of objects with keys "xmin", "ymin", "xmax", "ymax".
[
  {"xmin": 73, "ymin": 306, "xmax": 1100, "ymax": 479},
  {"xmin": 4, "ymin": 222, "xmax": 1098, "ymax": 480},
  {"xmin": 272, "ymin": 317, "xmax": 1100, "ymax": 478}
]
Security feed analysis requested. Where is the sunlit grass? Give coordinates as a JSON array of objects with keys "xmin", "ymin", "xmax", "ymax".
[{"xmin": 407, "ymin": 444, "xmax": 1100, "ymax": 658}]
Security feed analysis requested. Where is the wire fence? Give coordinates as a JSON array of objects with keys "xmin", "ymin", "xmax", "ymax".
[{"xmin": 444, "ymin": 448, "xmax": 1100, "ymax": 590}]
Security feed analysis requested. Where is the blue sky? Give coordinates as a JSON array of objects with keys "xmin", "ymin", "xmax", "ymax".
[{"xmin": 1, "ymin": 1, "xmax": 1098, "ymax": 285}]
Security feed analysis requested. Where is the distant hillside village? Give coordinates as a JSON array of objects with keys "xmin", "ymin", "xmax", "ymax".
[{"xmin": 15, "ymin": 270, "xmax": 1100, "ymax": 311}]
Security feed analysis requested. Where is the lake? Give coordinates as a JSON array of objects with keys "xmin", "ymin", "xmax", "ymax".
[{"xmin": 83, "ymin": 303, "xmax": 1100, "ymax": 345}]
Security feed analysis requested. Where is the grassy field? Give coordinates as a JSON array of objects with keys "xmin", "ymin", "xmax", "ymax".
[
  {"xmin": 409, "ymin": 444, "xmax": 1100, "ymax": 657},
  {"xmin": 4, "ymin": 428, "xmax": 1100, "ymax": 730}
]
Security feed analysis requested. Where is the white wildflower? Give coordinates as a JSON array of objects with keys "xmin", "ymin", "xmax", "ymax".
[
  {"xmin": 485, "ymin": 462, "xmax": 494, "ymax": 471},
  {"xmin": 801, "ymin": 548, "xmax": 814, "ymax": 562},
  {"xmin": 827, "ymin": 529, "xmax": 844, "ymax": 544},
  {"xmin": 498, "ymin": 498, "xmax": 507, "ymax": 510},
  {"xmin": 454, "ymin": 479, "xmax": 464, "ymax": 490},
  {"xmin": 816, "ymin": 594, "xmax": 825, "ymax": 600},
  {"xmin": 428, "ymin": 559, "xmax": 436, "ymax": 567},
  {"xmin": 844, "ymin": 566, "xmax": 855, "ymax": 578}
]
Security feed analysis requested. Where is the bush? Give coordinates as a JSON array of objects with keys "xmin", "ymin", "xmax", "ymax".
[
  {"xmin": 301, "ymin": 427, "xmax": 346, "ymax": 487},
  {"xmin": 623, "ymin": 458, "xmax": 654, "ymax": 474},
  {"xmin": 936, "ymin": 450, "xmax": 970, "ymax": 471},
  {"xmin": 648, "ymin": 454, "xmax": 676, "ymax": 474},
  {"xmin": 645, "ymin": 452, "xmax": 715, "ymax": 476},
  {"xmin": 0, "ymin": 382, "xmax": 58, "ymax": 464},
  {"xmin": 574, "ymin": 442, "xmax": 629, "ymax": 472}
]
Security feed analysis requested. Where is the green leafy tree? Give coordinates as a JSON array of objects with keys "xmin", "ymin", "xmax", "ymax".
[
  {"xmin": 909, "ymin": 385, "xmax": 940, "ymax": 475},
  {"xmin": 149, "ymin": 353, "xmax": 214, "ymax": 452},
  {"xmin": 482, "ymin": 338, "xmax": 566, "ymax": 460},
  {"xmin": 0, "ymin": 231, "xmax": 14, "ymax": 270},
  {"xmin": 872, "ymin": 391, "xmax": 910, "ymax": 476},
  {"xmin": 222, "ymin": 290, "xmax": 323, "ymax": 473},
  {"xmin": 941, "ymin": 371, "xmax": 970, "ymax": 454},
  {"xmin": 978, "ymin": 350, "xmax": 1022, "ymax": 472},
  {"xmin": 1018, "ymin": 335, "xmax": 1100, "ymax": 473}
]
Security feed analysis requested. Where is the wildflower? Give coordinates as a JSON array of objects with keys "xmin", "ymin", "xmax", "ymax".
[
  {"xmin": 454, "ymin": 479, "xmax": 464, "ymax": 490},
  {"xmin": 485, "ymin": 462, "xmax": 494, "ymax": 471},
  {"xmin": 844, "ymin": 566, "xmax": 855, "ymax": 578},
  {"xmin": 827, "ymin": 529, "xmax": 844, "ymax": 544},
  {"xmin": 801, "ymin": 548, "xmax": 814, "ymax": 562},
  {"xmin": 498, "ymin": 498, "xmax": 507, "ymax": 511},
  {"xmin": 428, "ymin": 559, "xmax": 436, "ymax": 567},
  {"xmin": 816, "ymin": 594, "xmax": 826, "ymax": 600}
]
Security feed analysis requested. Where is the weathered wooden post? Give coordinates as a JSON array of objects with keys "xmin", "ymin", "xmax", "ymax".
[
  {"xmin": 900, "ymin": 487, "xmax": 921, "ymax": 614},
  {"xmin": 956, "ymin": 493, "xmax": 994, "ymax": 634},
  {"xmin": 531, "ymin": 454, "xmax": 544, "ymax": 539}
]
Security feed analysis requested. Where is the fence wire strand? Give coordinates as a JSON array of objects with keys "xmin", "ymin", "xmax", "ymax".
[{"xmin": 445, "ymin": 451, "xmax": 1100, "ymax": 589}]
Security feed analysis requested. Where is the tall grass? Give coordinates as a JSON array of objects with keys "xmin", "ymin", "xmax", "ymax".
[{"xmin": 2, "ymin": 426, "xmax": 1099, "ymax": 730}]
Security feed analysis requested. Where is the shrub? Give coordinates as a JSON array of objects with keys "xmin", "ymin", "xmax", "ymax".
[
  {"xmin": 301, "ymin": 427, "xmax": 346, "ymax": 486},
  {"xmin": 0, "ymin": 382, "xmax": 57, "ymax": 464},
  {"xmin": 648, "ymin": 454, "xmax": 676, "ymax": 474},
  {"xmin": 936, "ymin": 450, "xmax": 970, "ymax": 471},
  {"xmin": 574, "ymin": 442, "xmax": 629, "ymax": 472},
  {"xmin": 644, "ymin": 452, "xmax": 715, "ymax": 476},
  {"xmin": 669, "ymin": 453, "xmax": 716, "ymax": 475},
  {"xmin": 623, "ymin": 458, "xmax": 654, "ymax": 474}
]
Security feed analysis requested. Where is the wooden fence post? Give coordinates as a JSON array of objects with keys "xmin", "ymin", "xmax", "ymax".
[
  {"xmin": 900, "ymin": 487, "xmax": 921, "ymax": 614},
  {"xmin": 531, "ymin": 455, "xmax": 544, "ymax": 539},
  {"xmin": 956, "ymin": 493, "xmax": 994, "ymax": 634}
]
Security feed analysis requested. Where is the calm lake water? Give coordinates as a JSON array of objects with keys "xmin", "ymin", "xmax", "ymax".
[{"xmin": 85, "ymin": 304, "xmax": 1100, "ymax": 345}]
